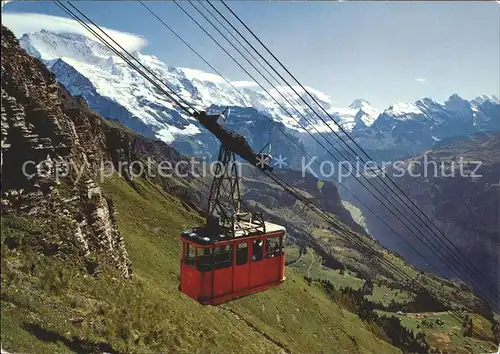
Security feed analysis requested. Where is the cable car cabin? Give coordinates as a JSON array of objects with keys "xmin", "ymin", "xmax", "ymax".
[{"xmin": 179, "ymin": 220, "xmax": 286, "ymax": 305}]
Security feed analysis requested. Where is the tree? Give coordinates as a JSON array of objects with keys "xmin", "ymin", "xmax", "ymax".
[
  {"xmin": 361, "ymin": 279, "xmax": 373, "ymax": 296},
  {"xmin": 463, "ymin": 317, "xmax": 473, "ymax": 337}
]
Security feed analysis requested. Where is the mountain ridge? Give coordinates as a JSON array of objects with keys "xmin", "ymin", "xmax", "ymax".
[{"xmin": 18, "ymin": 29, "xmax": 499, "ymax": 162}]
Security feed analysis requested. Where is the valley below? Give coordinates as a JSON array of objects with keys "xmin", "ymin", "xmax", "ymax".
[{"xmin": 339, "ymin": 133, "xmax": 500, "ymax": 304}]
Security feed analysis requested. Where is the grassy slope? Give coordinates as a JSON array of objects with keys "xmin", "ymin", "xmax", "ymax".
[
  {"xmin": 310, "ymin": 220, "xmax": 488, "ymax": 318},
  {"xmin": 288, "ymin": 246, "xmax": 364, "ymax": 290},
  {"xmin": 375, "ymin": 310, "xmax": 497, "ymax": 353},
  {"xmin": 365, "ymin": 285, "xmax": 414, "ymax": 307},
  {"xmin": 1, "ymin": 176, "xmax": 399, "ymax": 354},
  {"xmin": 286, "ymin": 245, "xmax": 498, "ymax": 353}
]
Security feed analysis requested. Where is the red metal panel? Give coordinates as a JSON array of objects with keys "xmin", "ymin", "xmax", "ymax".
[
  {"xmin": 280, "ymin": 254, "xmax": 286, "ymax": 281},
  {"xmin": 202, "ymin": 279, "xmax": 285, "ymax": 305},
  {"xmin": 265, "ymin": 257, "xmax": 281, "ymax": 284},
  {"xmin": 180, "ymin": 262, "xmax": 200, "ymax": 300},
  {"xmin": 213, "ymin": 266, "xmax": 233, "ymax": 297},
  {"xmin": 199, "ymin": 269, "xmax": 213, "ymax": 298},
  {"xmin": 279, "ymin": 236, "xmax": 286, "ymax": 281}
]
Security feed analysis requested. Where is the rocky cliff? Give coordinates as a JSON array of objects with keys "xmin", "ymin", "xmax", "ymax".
[
  {"xmin": 1, "ymin": 26, "xmax": 134, "ymax": 277},
  {"xmin": 344, "ymin": 131, "xmax": 500, "ymax": 306},
  {"xmin": 393, "ymin": 133, "xmax": 500, "ymax": 285}
]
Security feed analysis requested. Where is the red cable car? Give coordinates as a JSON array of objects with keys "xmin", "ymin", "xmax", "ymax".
[
  {"xmin": 179, "ymin": 216, "xmax": 286, "ymax": 305},
  {"xmin": 179, "ymin": 137, "xmax": 286, "ymax": 305}
]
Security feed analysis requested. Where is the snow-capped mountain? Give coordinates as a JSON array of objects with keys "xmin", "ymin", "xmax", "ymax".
[
  {"xmin": 18, "ymin": 31, "xmax": 380, "ymax": 133},
  {"xmin": 18, "ymin": 29, "xmax": 500, "ymax": 163},
  {"xmin": 360, "ymin": 94, "xmax": 500, "ymax": 160}
]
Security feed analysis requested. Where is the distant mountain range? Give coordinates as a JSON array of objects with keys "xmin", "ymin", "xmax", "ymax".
[{"xmin": 18, "ymin": 29, "xmax": 500, "ymax": 163}]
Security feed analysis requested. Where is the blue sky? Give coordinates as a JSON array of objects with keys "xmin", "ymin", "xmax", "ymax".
[{"xmin": 2, "ymin": 1, "xmax": 499, "ymax": 108}]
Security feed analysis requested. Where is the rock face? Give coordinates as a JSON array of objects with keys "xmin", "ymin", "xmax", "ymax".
[
  {"xmin": 1, "ymin": 25, "xmax": 132, "ymax": 278},
  {"xmin": 397, "ymin": 133, "xmax": 500, "ymax": 283}
]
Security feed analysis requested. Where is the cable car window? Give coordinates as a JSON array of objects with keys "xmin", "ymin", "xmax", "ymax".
[
  {"xmin": 265, "ymin": 237, "xmax": 280, "ymax": 258},
  {"xmin": 185, "ymin": 243, "xmax": 195, "ymax": 267},
  {"xmin": 252, "ymin": 239, "xmax": 264, "ymax": 262},
  {"xmin": 236, "ymin": 242, "xmax": 248, "ymax": 265},
  {"xmin": 196, "ymin": 247, "xmax": 213, "ymax": 271},
  {"xmin": 214, "ymin": 245, "xmax": 232, "ymax": 269}
]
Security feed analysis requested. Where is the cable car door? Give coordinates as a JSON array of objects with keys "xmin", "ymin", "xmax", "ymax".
[
  {"xmin": 213, "ymin": 244, "xmax": 234, "ymax": 297},
  {"xmin": 233, "ymin": 241, "xmax": 250, "ymax": 292}
]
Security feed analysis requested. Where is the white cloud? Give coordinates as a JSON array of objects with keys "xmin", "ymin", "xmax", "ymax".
[
  {"xmin": 415, "ymin": 78, "xmax": 427, "ymax": 82},
  {"xmin": 1, "ymin": 12, "xmax": 148, "ymax": 52}
]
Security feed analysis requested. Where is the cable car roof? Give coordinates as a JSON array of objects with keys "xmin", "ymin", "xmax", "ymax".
[{"xmin": 182, "ymin": 221, "xmax": 285, "ymax": 245}]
